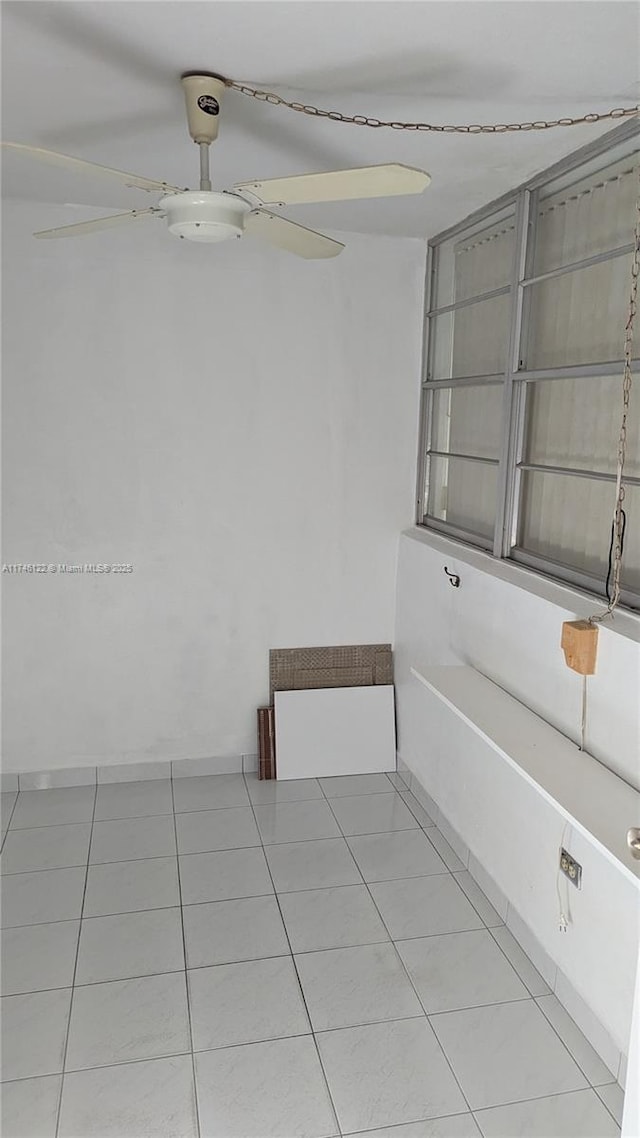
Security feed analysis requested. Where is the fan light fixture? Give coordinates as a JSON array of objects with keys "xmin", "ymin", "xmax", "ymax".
[{"xmin": 160, "ymin": 191, "xmax": 251, "ymax": 243}]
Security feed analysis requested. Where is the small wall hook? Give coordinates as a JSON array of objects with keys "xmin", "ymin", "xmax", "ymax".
[{"xmin": 444, "ymin": 566, "xmax": 461, "ymax": 588}]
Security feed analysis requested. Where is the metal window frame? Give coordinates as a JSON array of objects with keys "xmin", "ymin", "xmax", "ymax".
[{"xmin": 416, "ymin": 116, "xmax": 640, "ymax": 609}]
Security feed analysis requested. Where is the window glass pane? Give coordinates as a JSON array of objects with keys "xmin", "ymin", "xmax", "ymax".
[
  {"xmin": 533, "ymin": 154, "xmax": 638, "ymax": 275},
  {"xmin": 431, "ymin": 292, "xmax": 510, "ymax": 379},
  {"xmin": 431, "ymin": 385, "xmax": 503, "ymax": 459},
  {"xmin": 523, "ymin": 375, "xmax": 640, "ymax": 478},
  {"xmin": 426, "ymin": 455, "xmax": 497, "ymax": 540},
  {"xmin": 434, "ymin": 208, "xmax": 515, "ymax": 307},
  {"xmin": 518, "ymin": 473, "xmax": 639, "ymax": 593},
  {"xmin": 524, "ymin": 252, "xmax": 633, "ymax": 370}
]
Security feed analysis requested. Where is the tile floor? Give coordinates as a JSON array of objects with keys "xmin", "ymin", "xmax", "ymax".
[{"xmin": 0, "ymin": 771, "xmax": 624, "ymax": 1138}]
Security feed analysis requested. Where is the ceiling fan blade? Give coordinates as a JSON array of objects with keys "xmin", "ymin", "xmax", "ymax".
[
  {"xmin": 244, "ymin": 210, "xmax": 344, "ymax": 259},
  {"xmin": 33, "ymin": 208, "xmax": 161, "ymax": 239},
  {"xmin": 2, "ymin": 142, "xmax": 184, "ymax": 194},
  {"xmin": 234, "ymin": 163, "xmax": 431, "ymax": 206}
]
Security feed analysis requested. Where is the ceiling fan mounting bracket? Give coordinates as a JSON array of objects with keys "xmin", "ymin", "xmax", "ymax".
[{"xmin": 181, "ymin": 73, "xmax": 227, "ymax": 145}]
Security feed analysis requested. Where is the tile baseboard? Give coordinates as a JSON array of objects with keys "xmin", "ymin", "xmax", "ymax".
[
  {"xmin": 7, "ymin": 754, "xmax": 245, "ymax": 790},
  {"xmin": 18, "ymin": 767, "xmax": 98, "ymax": 790},
  {"xmin": 399, "ymin": 751, "xmax": 626, "ymax": 1088},
  {"xmin": 171, "ymin": 755, "xmax": 243, "ymax": 779}
]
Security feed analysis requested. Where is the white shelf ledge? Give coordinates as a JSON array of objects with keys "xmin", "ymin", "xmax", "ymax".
[{"xmin": 411, "ymin": 665, "xmax": 640, "ymax": 884}]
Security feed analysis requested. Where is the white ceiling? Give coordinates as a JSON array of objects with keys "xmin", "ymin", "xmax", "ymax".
[{"xmin": 2, "ymin": 0, "xmax": 638, "ymax": 239}]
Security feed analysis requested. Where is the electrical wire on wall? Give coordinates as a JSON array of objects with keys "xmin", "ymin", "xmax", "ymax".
[
  {"xmin": 576, "ymin": 174, "xmax": 640, "ymax": 753},
  {"xmin": 556, "ymin": 821, "xmax": 572, "ymax": 932}
]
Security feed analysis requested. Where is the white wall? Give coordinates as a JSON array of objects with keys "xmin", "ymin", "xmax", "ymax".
[
  {"xmin": 394, "ymin": 527, "xmax": 640, "ymax": 1057},
  {"xmin": 396, "ymin": 528, "xmax": 640, "ymax": 789},
  {"xmin": 2, "ymin": 201, "xmax": 425, "ymax": 773}
]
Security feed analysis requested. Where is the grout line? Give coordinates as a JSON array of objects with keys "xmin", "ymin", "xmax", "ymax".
[
  {"xmin": 1, "ymin": 790, "xmax": 21, "ymax": 854},
  {"xmin": 242, "ymin": 769, "xmax": 343, "ymax": 1138},
  {"xmin": 486, "ymin": 925, "xmax": 551, "ymax": 999},
  {"xmin": 4, "ymin": 775, "xmax": 624, "ymax": 1133},
  {"xmin": 533, "ymin": 995, "xmax": 619, "ymax": 1089},
  {"xmin": 53, "ymin": 780, "xmax": 97, "ymax": 1138},
  {"xmin": 169, "ymin": 772, "xmax": 202, "ymax": 1138},
  {"xmin": 594, "ymin": 1084, "xmax": 625, "ymax": 1128},
  {"xmin": 321, "ymin": 793, "xmax": 476, "ymax": 1123}
]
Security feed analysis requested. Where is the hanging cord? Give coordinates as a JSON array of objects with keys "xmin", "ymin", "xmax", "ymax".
[
  {"xmin": 226, "ymin": 79, "xmax": 638, "ymax": 135},
  {"xmin": 556, "ymin": 821, "xmax": 571, "ymax": 932},
  {"xmin": 589, "ymin": 177, "xmax": 640, "ymax": 622},
  {"xmin": 580, "ymin": 676, "xmax": 587, "ymax": 752}
]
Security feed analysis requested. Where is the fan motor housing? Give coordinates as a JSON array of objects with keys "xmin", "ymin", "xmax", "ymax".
[{"xmin": 160, "ymin": 191, "xmax": 252, "ymax": 243}]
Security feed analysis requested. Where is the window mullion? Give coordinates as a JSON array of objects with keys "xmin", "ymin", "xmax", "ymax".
[{"xmin": 493, "ymin": 188, "xmax": 531, "ymax": 558}]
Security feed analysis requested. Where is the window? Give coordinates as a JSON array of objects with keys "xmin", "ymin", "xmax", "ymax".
[{"xmin": 418, "ymin": 121, "xmax": 640, "ymax": 609}]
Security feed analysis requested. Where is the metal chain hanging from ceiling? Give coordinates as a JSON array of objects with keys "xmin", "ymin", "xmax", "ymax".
[
  {"xmin": 226, "ymin": 79, "xmax": 638, "ymax": 134},
  {"xmin": 590, "ymin": 175, "xmax": 639, "ymax": 621}
]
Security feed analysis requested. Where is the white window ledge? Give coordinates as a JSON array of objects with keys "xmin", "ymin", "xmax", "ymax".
[{"xmin": 411, "ymin": 664, "xmax": 640, "ymax": 884}]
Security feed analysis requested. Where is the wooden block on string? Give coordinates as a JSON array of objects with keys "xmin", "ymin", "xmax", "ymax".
[{"xmin": 561, "ymin": 620, "xmax": 599, "ymax": 675}]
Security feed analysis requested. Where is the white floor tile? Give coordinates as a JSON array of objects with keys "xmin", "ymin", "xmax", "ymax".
[
  {"xmin": 65, "ymin": 972, "xmax": 190, "ymax": 1070},
  {"xmin": 1, "ymin": 988, "xmax": 72, "ymax": 1079},
  {"xmin": 475, "ymin": 1088, "xmax": 621, "ymax": 1137},
  {"xmin": 347, "ymin": 830, "xmax": 447, "ymax": 882},
  {"xmin": 75, "ymin": 907, "xmax": 184, "ymax": 984},
  {"xmin": 183, "ymin": 895, "xmax": 289, "ymax": 967},
  {"xmin": 329, "ymin": 793, "xmax": 418, "ymax": 836},
  {"xmin": 370, "ymin": 876, "xmax": 483, "ymax": 940},
  {"xmin": 0, "ymin": 867, "xmax": 86, "ymax": 927},
  {"xmin": 195, "ymin": 1036, "xmax": 338, "ymax": 1138},
  {"xmin": 90, "ymin": 816, "xmax": 176, "ymax": 863},
  {"xmin": 431, "ymin": 1000, "xmax": 588, "ymax": 1110},
  {"xmin": 596, "ymin": 1082, "xmax": 625, "ymax": 1126},
  {"xmin": 279, "ymin": 885, "xmax": 389, "ymax": 952},
  {"xmin": 9, "ymin": 787, "xmax": 95, "ymax": 830},
  {"xmin": 490, "ymin": 926, "xmax": 551, "ymax": 997},
  {"xmin": 83, "ymin": 857, "xmax": 180, "ymax": 917},
  {"xmin": 536, "ymin": 994, "xmax": 617, "ymax": 1086},
  {"xmin": 295, "ymin": 942, "xmax": 423, "ymax": 1031},
  {"xmin": 245, "ymin": 775, "xmax": 323, "ymax": 804},
  {"xmin": 397, "ymin": 930, "xmax": 528, "ymax": 1014},
  {"xmin": 1, "ymin": 1075, "xmax": 62, "ymax": 1138},
  {"xmin": 317, "ymin": 1017, "xmax": 467, "ymax": 1134},
  {"xmin": 58, "ymin": 1054, "xmax": 198, "ymax": 1138},
  {"xmin": 1, "ymin": 824, "xmax": 91, "ymax": 874},
  {"xmin": 94, "ymin": 779, "xmax": 172, "ymax": 821},
  {"xmin": 188, "ymin": 955, "xmax": 310, "ymax": 1050},
  {"xmin": 453, "ymin": 872, "xmax": 504, "ymax": 927},
  {"xmin": 254, "ymin": 800, "xmax": 341, "ymax": 844},
  {"xmin": 319, "ymin": 774, "xmax": 395, "ymax": 798},
  {"xmin": 173, "ymin": 773, "xmax": 249, "ymax": 812},
  {"xmin": 179, "ymin": 847, "xmax": 273, "ymax": 905},
  {"xmin": 1, "ymin": 920, "xmax": 80, "ymax": 995},
  {"xmin": 265, "ymin": 838, "xmax": 361, "ymax": 893},
  {"xmin": 175, "ymin": 807, "xmax": 260, "ymax": 855},
  {"xmin": 350, "ymin": 1117, "xmax": 481, "ymax": 1138}
]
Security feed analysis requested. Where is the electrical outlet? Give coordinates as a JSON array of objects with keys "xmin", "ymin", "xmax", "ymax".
[{"xmin": 560, "ymin": 848, "xmax": 582, "ymax": 889}]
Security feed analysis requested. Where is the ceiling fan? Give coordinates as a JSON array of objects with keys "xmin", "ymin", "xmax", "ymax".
[{"xmin": 3, "ymin": 72, "xmax": 431, "ymax": 259}]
